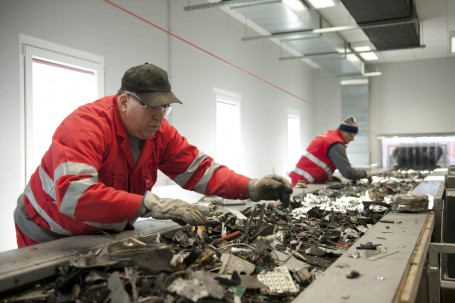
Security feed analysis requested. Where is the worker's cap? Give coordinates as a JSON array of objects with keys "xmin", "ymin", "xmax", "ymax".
[
  {"xmin": 338, "ymin": 116, "xmax": 359, "ymax": 134},
  {"xmin": 121, "ymin": 63, "xmax": 182, "ymax": 107}
]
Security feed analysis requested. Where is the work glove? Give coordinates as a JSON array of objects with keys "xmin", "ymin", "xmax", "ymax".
[
  {"xmin": 248, "ymin": 174, "xmax": 293, "ymax": 208},
  {"xmin": 364, "ymin": 170, "xmax": 373, "ymax": 184},
  {"xmin": 142, "ymin": 192, "xmax": 206, "ymax": 226},
  {"xmin": 330, "ymin": 176, "xmax": 342, "ymax": 183}
]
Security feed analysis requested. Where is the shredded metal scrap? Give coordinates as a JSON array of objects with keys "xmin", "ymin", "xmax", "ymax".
[{"xmin": 1, "ymin": 169, "xmax": 426, "ymax": 303}]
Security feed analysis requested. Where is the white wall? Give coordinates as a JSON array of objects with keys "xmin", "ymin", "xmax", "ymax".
[
  {"xmin": 0, "ymin": 0, "xmax": 315, "ymax": 252},
  {"xmin": 313, "ymin": 69, "xmax": 343, "ymax": 139},
  {"xmin": 369, "ymin": 58, "xmax": 455, "ymax": 165},
  {"xmin": 169, "ymin": 1, "xmax": 315, "ymax": 177},
  {"xmin": 311, "ymin": 57, "xmax": 455, "ymax": 169}
]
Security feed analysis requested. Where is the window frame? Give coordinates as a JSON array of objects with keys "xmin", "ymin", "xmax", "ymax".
[
  {"xmin": 213, "ymin": 87, "xmax": 244, "ymax": 173},
  {"xmin": 287, "ymin": 108, "xmax": 302, "ymax": 172},
  {"xmin": 19, "ymin": 34, "xmax": 105, "ymax": 186}
]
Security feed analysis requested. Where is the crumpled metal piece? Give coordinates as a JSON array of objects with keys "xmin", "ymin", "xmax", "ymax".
[
  {"xmin": 167, "ymin": 271, "xmax": 225, "ymax": 302},
  {"xmin": 219, "ymin": 253, "xmax": 255, "ymax": 275},
  {"xmin": 356, "ymin": 242, "xmax": 382, "ymax": 250},
  {"xmin": 108, "ymin": 272, "xmax": 130, "ymax": 303},
  {"xmin": 393, "ymin": 193, "xmax": 429, "ymax": 212}
]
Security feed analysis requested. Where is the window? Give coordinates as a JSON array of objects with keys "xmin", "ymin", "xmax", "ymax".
[
  {"xmin": 21, "ymin": 34, "xmax": 104, "ymax": 185},
  {"xmin": 287, "ymin": 109, "xmax": 302, "ymax": 171},
  {"xmin": 214, "ymin": 88, "xmax": 244, "ymax": 173}
]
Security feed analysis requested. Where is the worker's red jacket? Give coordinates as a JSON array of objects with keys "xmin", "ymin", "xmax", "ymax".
[
  {"xmin": 14, "ymin": 96, "xmax": 250, "ymax": 243},
  {"xmin": 289, "ymin": 129, "xmax": 344, "ymax": 186}
]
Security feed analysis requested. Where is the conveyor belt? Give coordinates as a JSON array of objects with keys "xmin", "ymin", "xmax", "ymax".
[
  {"xmin": 0, "ymin": 219, "xmax": 183, "ymax": 294},
  {"xmin": 0, "ymin": 178, "xmax": 445, "ymax": 301},
  {"xmin": 294, "ymin": 211, "xmax": 434, "ymax": 303}
]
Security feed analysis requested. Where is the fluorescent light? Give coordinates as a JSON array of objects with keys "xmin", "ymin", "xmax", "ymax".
[
  {"xmin": 346, "ymin": 53, "xmax": 360, "ymax": 62},
  {"xmin": 312, "ymin": 25, "xmax": 356, "ymax": 33},
  {"xmin": 353, "ymin": 46, "xmax": 378, "ymax": 61},
  {"xmin": 451, "ymin": 36, "xmax": 455, "ymax": 54},
  {"xmin": 363, "ymin": 71, "xmax": 382, "ymax": 77},
  {"xmin": 307, "ymin": 0, "xmax": 336, "ymax": 9},
  {"xmin": 353, "ymin": 46, "xmax": 371, "ymax": 52},
  {"xmin": 359, "ymin": 52, "xmax": 378, "ymax": 61},
  {"xmin": 340, "ymin": 79, "xmax": 369, "ymax": 85},
  {"xmin": 283, "ymin": 0, "xmax": 306, "ymax": 11},
  {"xmin": 334, "ymin": 47, "xmax": 347, "ymax": 53}
]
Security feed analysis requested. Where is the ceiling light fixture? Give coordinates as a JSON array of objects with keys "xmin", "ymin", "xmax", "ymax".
[
  {"xmin": 346, "ymin": 53, "xmax": 360, "ymax": 62},
  {"xmin": 283, "ymin": 0, "xmax": 306, "ymax": 11},
  {"xmin": 360, "ymin": 52, "xmax": 378, "ymax": 61},
  {"xmin": 306, "ymin": 0, "xmax": 336, "ymax": 9},
  {"xmin": 312, "ymin": 25, "xmax": 356, "ymax": 33},
  {"xmin": 340, "ymin": 79, "xmax": 369, "ymax": 85},
  {"xmin": 362, "ymin": 71, "xmax": 382, "ymax": 77},
  {"xmin": 353, "ymin": 46, "xmax": 378, "ymax": 61}
]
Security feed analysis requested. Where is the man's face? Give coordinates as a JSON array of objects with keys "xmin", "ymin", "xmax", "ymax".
[
  {"xmin": 340, "ymin": 130, "xmax": 356, "ymax": 144},
  {"xmin": 118, "ymin": 93, "xmax": 170, "ymax": 140}
]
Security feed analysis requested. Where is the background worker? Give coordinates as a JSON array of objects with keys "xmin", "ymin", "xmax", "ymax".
[
  {"xmin": 289, "ymin": 117, "xmax": 371, "ymax": 186},
  {"xmin": 14, "ymin": 63, "xmax": 292, "ymax": 248}
]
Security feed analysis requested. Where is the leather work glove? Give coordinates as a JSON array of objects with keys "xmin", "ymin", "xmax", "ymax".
[
  {"xmin": 143, "ymin": 192, "xmax": 206, "ymax": 226},
  {"xmin": 330, "ymin": 176, "xmax": 342, "ymax": 183},
  {"xmin": 248, "ymin": 174, "xmax": 293, "ymax": 208}
]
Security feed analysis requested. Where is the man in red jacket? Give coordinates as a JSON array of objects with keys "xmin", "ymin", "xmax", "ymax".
[
  {"xmin": 14, "ymin": 63, "xmax": 292, "ymax": 248},
  {"xmin": 289, "ymin": 117, "xmax": 371, "ymax": 187}
]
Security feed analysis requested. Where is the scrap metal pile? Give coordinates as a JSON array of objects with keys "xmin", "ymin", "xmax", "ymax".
[{"xmin": 3, "ymin": 170, "xmax": 429, "ymax": 303}]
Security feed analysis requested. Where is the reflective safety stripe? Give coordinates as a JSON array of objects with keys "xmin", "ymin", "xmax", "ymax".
[
  {"xmin": 32, "ymin": 162, "xmax": 125, "ymax": 232},
  {"xmin": 54, "ymin": 162, "xmax": 127, "ymax": 230},
  {"xmin": 24, "ymin": 183, "xmax": 72, "ymax": 236},
  {"xmin": 292, "ymin": 167, "xmax": 315, "ymax": 183},
  {"xmin": 60, "ymin": 178, "xmax": 96, "ymax": 218},
  {"xmin": 193, "ymin": 161, "xmax": 220, "ymax": 194},
  {"xmin": 55, "ymin": 162, "xmax": 97, "ymax": 218},
  {"xmin": 14, "ymin": 193, "xmax": 66, "ymax": 243},
  {"xmin": 54, "ymin": 162, "xmax": 98, "ymax": 182},
  {"xmin": 304, "ymin": 152, "xmax": 332, "ymax": 176},
  {"xmin": 39, "ymin": 166, "xmax": 56, "ymax": 200},
  {"xmin": 40, "ymin": 162, "xmax": 98, "ymax": 202},
  {"xmin": 173, "ymin": 151, "xmax": 210, "ymax": 187}
]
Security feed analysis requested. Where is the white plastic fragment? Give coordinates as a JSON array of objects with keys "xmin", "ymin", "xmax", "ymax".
[{"xmin": 256, "ymin": 266, "xmax": 299, "ymax": 294}]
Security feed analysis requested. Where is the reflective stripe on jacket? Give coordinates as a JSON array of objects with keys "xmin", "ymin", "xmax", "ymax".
[
  {"xmin": 289, "ymin": 129, "xmax": 344, "ymax": 186},
  {"xmin": 15, "ymin": 96, "xmax": 250, "ymax": 242}
]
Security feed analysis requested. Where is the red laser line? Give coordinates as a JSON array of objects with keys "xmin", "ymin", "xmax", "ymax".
[
  {"xmin": 105, "ymin": 0, "xmax": 378, "ymax": 136},
  {"xmin": 104, "ymin": 0, "xmax": 345, "ymax": 120}
]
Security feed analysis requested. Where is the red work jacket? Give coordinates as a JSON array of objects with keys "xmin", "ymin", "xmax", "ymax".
[
  {"xmin": 16, "ymin": 96, "xmax": 250, "ymax": 240},
  {"xmin": 289, "ymin": 129, "xmax": 344, "ymax": 186}
]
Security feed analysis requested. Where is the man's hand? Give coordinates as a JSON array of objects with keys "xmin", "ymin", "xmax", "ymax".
[
  {"xmin": 248, "ymin": 174, "xmax": 293, "ymax": 207},
  {"xmin": 143, "ymin": 192, "xmax": 206, "ymax": 226}
]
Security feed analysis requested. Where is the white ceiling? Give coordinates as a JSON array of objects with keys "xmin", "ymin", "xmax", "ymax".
[
  {"xmin": 320, "ymin": 0, "xmax": 455, "ymax": 63},
  {"xmin": 186, "ymin": 0, "xmax": 455, "ymax": 76}
]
